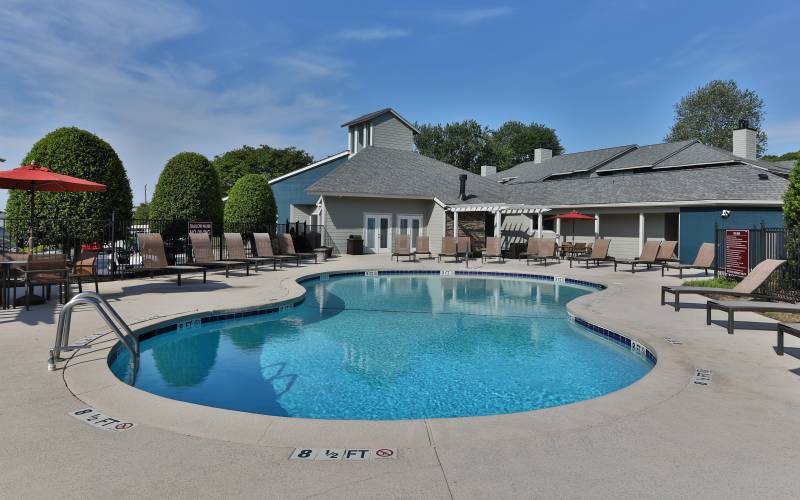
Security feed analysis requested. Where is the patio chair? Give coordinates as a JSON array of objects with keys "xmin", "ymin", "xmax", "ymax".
[
  {"xmin": 438, "ymin": 236, "xmax": 458, "ymax": 262},
  {"xmin": 278, "ymin": 234, "xmax": 318, "ymax": 264},
  {"xmin": 253, "ymin": 233, "xmax": 299, "ymax": 267},
  {"xmin": 520, "ymin": 237, "xmax": 540, "ymax": 265},
  {"xmin": 482, "ymin": 237, "xmax": 504, "ymax": 263},
  {"xmin": 16, "ymin": 253, "xmax": 71, "ymax": 310},
  {"xmin": 655, "ymin": 240, "xmax": 678, "ymax": 264},
  {"xmin": 570, "ymin": 239, "xmax": 612, "ymax": 268},
  {"xmin": 456, "ymin": 236, "xmax": 472, "ymax": 263},
  {"xmin": 707, "ymin": 300, "xmax": 800, "ymax": 335},
  {"xmin": 70, "ymin": 250, "xmax": 99, "ymax": 294},
  {"xmin": 661, "ymin": 258, "xmax": 785, "ymax": 311},
  {"xmin": 224, "ymin": 233, "xmax": 277, "ymax": 271},
  {"xmin": 189, "ymin": 233, "xmax": 249, "ymax": 277},
  {"xmin": 392, "ymin": 234, "xmax": 414, "ymax": 262},
  {"xmin": 1, "ymin": 252, "xmax": 27, "ymax": 309},
  {"xmin": 777, "ymin": 323, "xmax": 800, "ymax": 355},
  {"xmin": 662, "ymin": 243, "xmax": 715, "ymax": 278},
  {"xmin": 613, "ymin": 240, "xmax": 660, "ymax": 273},
  {"xmin": 528, "ymin": 238, "xmax": 560, "ymax": 266},
  {"xmin": 414, "ymin": 235, "xmax": 432, "ymax": 260},
  {"xmin": 138, "ymin": 233, "xmax": 206, "ymax": 286}
]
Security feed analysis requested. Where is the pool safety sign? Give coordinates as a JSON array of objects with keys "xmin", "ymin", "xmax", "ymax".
[
  {"xmin": 70, "ymin": 408, "xmax": 135, "ymax": 432},
  {"xmin": 290, "ymin": 448, "xmax": 396, "ymax": 461},
  {"xmin": 725, "ymin": 229, "xmax": 749, "ymax": 277}
]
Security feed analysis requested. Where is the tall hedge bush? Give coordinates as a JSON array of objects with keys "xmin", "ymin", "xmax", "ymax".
[
  {"xmin": 223, "ymin": 174, "xmax": 276, "ymax": 226},
  {"xmin": 149, "ymin": 152, "xmax": 224, "ymax": 226},
  {"xmin": 783, "ymin": 160, "xmax": 800, "ymax": 265},
  {"xmin": 4, "ymin": 127, "xmax": 133, "ymax": 244}
]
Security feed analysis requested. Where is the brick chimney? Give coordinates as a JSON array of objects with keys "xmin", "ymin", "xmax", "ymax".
[
  {"xmin": 733, "ymin": 119, "xmax": 757, "ymax": 160},
  {"xmin": 534, "ymin": 148, "xmax": 552, "ymax": 164}
]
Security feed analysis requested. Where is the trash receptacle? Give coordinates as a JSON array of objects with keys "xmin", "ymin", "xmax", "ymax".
[{"xmin": 346, "ymin": 235, "xmax": 363, "ymax": 255}]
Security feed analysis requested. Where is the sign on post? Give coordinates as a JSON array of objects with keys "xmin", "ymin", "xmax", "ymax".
[
  {"xmin": 725, "ymin": 229, "xmax": 749, "ymax": 277},
  {"xmin": 188, "ymin": 221, "xmax": 212, "ymax": 235}
]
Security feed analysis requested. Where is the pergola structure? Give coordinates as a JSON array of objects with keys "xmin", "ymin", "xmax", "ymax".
[{"xmin": 443, "ymin": 203, "xmax": 551, "ymax": 238}]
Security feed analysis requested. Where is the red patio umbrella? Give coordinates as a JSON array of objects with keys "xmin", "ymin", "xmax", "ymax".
[
  {"xmin": 0, "ymin": 161, "xmax": 107, "ymax": 253},
  {"xmin": 545, "ymin": 210, "xmax": 595, "ymax": 244}
]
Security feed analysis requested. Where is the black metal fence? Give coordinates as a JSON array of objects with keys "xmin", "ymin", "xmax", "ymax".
[
  {"xmin": 0, "ymin": 215, "xmax": 335, "ymax": 279},
  {"xmin": 714, "ymin": 223, "xmax": 800, "ymax": 302}
]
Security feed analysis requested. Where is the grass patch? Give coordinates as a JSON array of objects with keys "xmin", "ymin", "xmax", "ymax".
[
  {"xmin": 762, "ymin": 311, "xmax": 800, "ymax": 323},
  {"xmin": 681, "ymin": 277, "xmax": 739, "ymax": 288}
]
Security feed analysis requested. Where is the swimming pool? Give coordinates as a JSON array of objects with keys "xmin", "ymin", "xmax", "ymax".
[{"xmin": 110, "ymin": 272, "xmax": 654, "ymax": 420}]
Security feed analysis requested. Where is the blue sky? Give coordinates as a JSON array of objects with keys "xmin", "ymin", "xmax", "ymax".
[{"xmin": 1, "ymin": 0, "xmax": 799, "ymax": 208}]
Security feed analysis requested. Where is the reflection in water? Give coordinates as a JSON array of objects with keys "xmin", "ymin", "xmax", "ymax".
[{"xmin": 152, "ymin": 332, "xmax": 220, "ymax": 387}]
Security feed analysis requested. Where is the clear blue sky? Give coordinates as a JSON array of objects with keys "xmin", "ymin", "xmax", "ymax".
[{"xmin": 1, "ymin": 0, "xmax": 798, "ymax": 208}]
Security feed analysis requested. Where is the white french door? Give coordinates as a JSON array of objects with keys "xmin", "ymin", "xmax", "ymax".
[
  {"xmin": 397, "ymin": 214, "xmax": 423, "ymax": 250},
  {"xmin": 364, "ymin": 213, "xmax": 392, "ymax": 253}
]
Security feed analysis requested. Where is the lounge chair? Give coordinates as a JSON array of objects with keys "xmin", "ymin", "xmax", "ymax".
[
  {"xmin": 70, "ymin": 250, "xmax": 100, "ymax": 294},
  {"xmin": 137, "ymin": 233, "xmax": 206, "ymax": 286},
  {"xmin": 438, "ymin": 236, "xmax": 458, "ymax": 262},
  {"xmin": 654, "ymin": 240, "xmax": 678, "ymax": 264},
  {"xmin": 661, "ymin": 258, "xmax": 785, "ymax": 311},
  {"xmin": 570, "ymin": 239, "xmax": 611, "ymax": 268},
  {"xmin": 613, "ymin": 241, "xmax": 660, "ymax": 273},
  {"xmin": 17, "ymin": 253, "xmax": 71, "ymax": 310},
  {"xmin": 392, "ymin": 234, "xmax": 415, "ymax": 262},
  {"xmin": 278, "ymin": 234, "xmax": 318, "ymax": 264},
  {"xmin": 707, "ymin": 299, "xmax": 800, "ymax": 335},
  {"xmin": 224, "ymin": 233, "xmax": 277, "ymax": 271},
  {"xmin": 662, "ymin": 243, "xmax": 715, "ymax": 278},
  {"xmin": 520, "ymin": 237, "xmax": 539, "ymax": 265},
  {"xmin": 777, "ymin": 323, "xmax": 800, "ymax": 355},
  {"xmin": 457, "ymin": 237, "xmax": 472, "ymax": 263},
  {"xmin": 414, "ymin": 235, "xmax": 432, "ymax": 260},
  {"xmin": 528, "ymin": 238, "xmax": 560, "ymax": 266},
  {"xmin": 482, "ymin": 237, "xmax": 504, "ymax": 263},
  {"xmin": 189, "ymin": 232, "xmax": 250, "ymax": 277},
  {"xmin": 253, "ymin": 233, "xmax": 299, "ymax": 267}
]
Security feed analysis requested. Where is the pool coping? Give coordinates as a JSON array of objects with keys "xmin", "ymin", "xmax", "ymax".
[{"xmin": 62, "ymin": 267, "xmax": 689, "ymax": 450}]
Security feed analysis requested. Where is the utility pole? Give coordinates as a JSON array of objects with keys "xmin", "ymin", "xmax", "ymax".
[{"xmin": 144, "ymin": 184, "xmax": 148, "ymax": 205}]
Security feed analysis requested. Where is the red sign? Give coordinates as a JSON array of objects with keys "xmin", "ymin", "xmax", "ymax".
[{"xmin": 725, "ymin": 229, "xmax": 749, "ymax": 277}]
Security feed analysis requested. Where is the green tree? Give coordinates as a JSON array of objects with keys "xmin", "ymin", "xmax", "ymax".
[
  {"xmin": 4, "ymin": 127, "xmax": 133, "ymax": 244},
  {"xmin": 783, "ymin": 160, "xmax": 800, "ymax": 270},
  {"xmin": 763, "ymin": 150, "xmax": 800, "ymax": 162},
  {"xmin": 150, "ymin": 152, "xmax": 224, "ymax": 226},
  {"xmin": 665, "ymin": 80, "xmax": 767, "ymax": 155},
  {"xmin": 212, "ymin": 145, "xmax": 313, "ymax": 196},
  {"xmin": 224, "ymin": 174, "xmax": 277, "ymax": 225},
  {"xmin": 492, "ymin": 121, "xmax": 563, "ymax": 170},
  {"xmin": 133, "ymin": 202, "xmax": 149, "ymax": 220},
  {"xmin": 414, "ymin": 120, "xmax": 496, "ymax": 174}
]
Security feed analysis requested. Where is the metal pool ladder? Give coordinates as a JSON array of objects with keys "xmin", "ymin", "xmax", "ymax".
[{"xmin": 49, "ymin": 292, "xmax": 139, "ymax": 372}]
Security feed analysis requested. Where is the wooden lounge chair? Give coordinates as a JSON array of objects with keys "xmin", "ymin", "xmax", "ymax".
[
  {"xmin": 414, "ymin": 235, "xmax": 432, "ymax": 260},
  {"xmin": 224, "ymin": 233, "xmax": 277, "ymax": 271},
  {"xmin": 138, "ymin": 233, "xmax": 206, "ymax": 286},
  {"xmin": 253, "ymin": 233, "xmax": 299, "ymax": 267},
  {"xmin": 189, "ymin": 233, "xmax": 249, "ymax": 277},
  {"xmin": 278, "ymin": 234, "xmax": 317, "ymax": 264},
  {"xmin": 661, "ymin": 259, "xmax": 785, "ymax": 311},
  {"xmin": 438, "ymin": 236, "xmax": 458, "ymax": 262},
  {"xmin": 655, "ymin": 240, "xmax": 678, "ymax": 264},
  {"xmin": 17, "ymin": 253, "xmax": 71, "ymax": 310},
  {"xmin": 613, "ymin": 240, "xmax": 660, "ymax": 273},
  {"xmin": 662, "ymin": 243, "xmax": 715, "ymax": 278},
  {"xmin": 570, "ymin": 239, "xmax": 611, "ymax": 268},
  {"xmin": 392, "ymin": 234, "xmax": 414, "ymax": 262},
  {"xmin": 456, "ymin": 236, "xmax": 472, "ymax": 263},
  {"xmin": 528, "ymin": 238, "xmax": 560, "ymax": 266},
  {"xmin": 482, "ymin": 237, "xmax": 504, "ymax": 263},
  {"xmin": 70, "ymin": 250, "xmax": 99, "ymax": 294},
  {"xmin": 707, "ymin": 299, "xmax": 800, "ymax": 335},
  {"xmin": 520, "ymin": 237, "xmax": 540, "ymax": 265},
  {"xmin": 777, "ymin": 323, "xmax": 800, "ymax": 355}
]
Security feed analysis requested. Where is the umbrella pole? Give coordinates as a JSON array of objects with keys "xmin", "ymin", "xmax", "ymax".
[{"xmin": 28, "ymin": 188, "xmax": 35, "ymax": 255}]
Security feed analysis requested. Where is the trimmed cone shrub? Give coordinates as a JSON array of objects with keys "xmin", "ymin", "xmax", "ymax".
[
  {"xmin": 223, "ymin": 173, "xmax": 276, "ymax": 226},
  {"xmin": 149, "ymin": 152, "xmax": 224, "ymax": 227},
  {"xmin": 4, "ymin": 127, "xmax": 133, "ymax": 245},
  {"xmin": 783, "ymin": 160, "xmax": 800, "ymax": 266}
]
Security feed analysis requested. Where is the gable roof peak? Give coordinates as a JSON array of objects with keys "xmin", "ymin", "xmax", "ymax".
[{"xmin": 341, "ymin": 108, "xmax": 420, "ymax": 134}]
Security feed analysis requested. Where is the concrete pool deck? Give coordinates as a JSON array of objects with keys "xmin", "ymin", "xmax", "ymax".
[{"xmin": 1, "ymin": 254, "xmax": 799, "ymax": 498}]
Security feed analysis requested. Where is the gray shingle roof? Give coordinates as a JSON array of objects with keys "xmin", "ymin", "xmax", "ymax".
[
  {"xmin": 496, "ymin": 145, "xmax": 636, "ymax": 183},
  {"xmin": 594, "ymin": 140, "xmax": 697, "ymax": 173},
  {"xmin": 654, "ymin": 142, "xmax": 737, "ymax": 168},
  {"xmin": 306, "ymin": 146, "xmax": 504, "ymax": 204},
  {"xmin": 341, "ymin": 108, "xmax": 420, "ymax": 134},
  {"xmin": 507, "ymin": 164, "xmax": 786, "ymax": 206}
]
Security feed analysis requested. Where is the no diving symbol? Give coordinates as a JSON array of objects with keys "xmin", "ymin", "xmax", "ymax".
[
  {"xmin": 115, "ymin": 422, "xmax": 134, "ymax": 430},
  {"xmin": 375, "ymin": 448, "xmax": 394, "ymax": 458}
]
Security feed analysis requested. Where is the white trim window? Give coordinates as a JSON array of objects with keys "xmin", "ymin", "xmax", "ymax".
[{"xmin": 397, "ymin": 214, "xmax": 423, "ymax": 250}]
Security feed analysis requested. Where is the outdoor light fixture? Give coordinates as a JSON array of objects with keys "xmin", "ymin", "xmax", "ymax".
[{"xmin": 721, "ymin": 209, "xmax": 731, "ymax": 218}]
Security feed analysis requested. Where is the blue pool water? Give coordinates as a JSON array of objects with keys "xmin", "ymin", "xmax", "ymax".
[{"xmin": 110, "ymin": 274, "xmax": 653, "ymax": 420}]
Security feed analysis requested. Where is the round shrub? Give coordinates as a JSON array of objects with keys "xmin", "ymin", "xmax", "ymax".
[
  {"xmin": 149, "ymin": 152, "xmax": 224, "ymax": 226},
  {"xmin": 4, "ymin": 127, "xmax": 133, "ymax": 243},
  {"xmin": 224, "ymin": 173, "xmax": 276, "ymax": 226}
]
